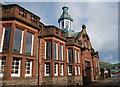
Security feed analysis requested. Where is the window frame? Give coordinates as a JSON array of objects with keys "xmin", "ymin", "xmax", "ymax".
[
  {"xmin": 84, "ymin": 41, "xmax": 87, "ymax": 48},
  {"xmin": 59, "ymin": 44, "xmax": 63, "ymax": 61},
  {"xmin": 54, "ymin": 42, "xmax": 58, "ymax": 60},
  {"xmin": 13, "ymin": 28, "xmax": 24, "ymax": 54},
  {"xmin": 67, "ymin": 49, "xmax": 73, "ymax": 63},
  {"xmin": 0, "ymin": 27, "xmax": 11, "ymax": 52},
  {"xmin": 74, "ymin": 50, "xmax": 77, "ymax": 63},
  {"xmin": 78, "ymin": 66, "xmax": 81, "ymax": 75},
  {"xmin": 11, "ymin": 58, "xmax": 21, "ymax": 77},
  {"xmin": 25, "ymin": 59, "xmax": 32, "ymax": 77},
  {"xmin": 77, "ymin": 51, "xmax": 80, "ymax": 63},
  {"xmin": 45, "ymin": 41, "xmax": 51, "ymax": 59},
  {"xmin": 60, "ymin": 64, "xmax": 64, "ymax": 76},
  {"xmin": 68, "ymin": 65, "xmax": 72, "ymax": 75},
  {"xmin": 0, "ymin": 57, "xmax": 6, "ymax": 77},
  {"xmin": 45, "ymin": 63, "xmax": 50, "ymax": 76},
  {"xmin": 54, "ymin": 63, "xmax": 58, "ymax": 76},
  {"xmin": 75, "ymin": 66, "xmax": 77, "ymax": 75},
  {"xmin": 25, "ymin": 32, "xmax": 34, "ymax": 56}
]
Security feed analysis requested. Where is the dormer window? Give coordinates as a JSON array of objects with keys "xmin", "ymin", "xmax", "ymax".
[{"xmin": 84, "ymin": 41, "xmax": 87, "ymax": 48}]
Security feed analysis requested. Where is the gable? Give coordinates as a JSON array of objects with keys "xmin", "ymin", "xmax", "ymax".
[{"xmin": 76, "ymin": 24, "xmax": 92, "ymax": 49}]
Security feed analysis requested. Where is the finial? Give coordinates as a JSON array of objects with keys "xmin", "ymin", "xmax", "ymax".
[
  {"xmin": 82, "ymin": 24, "xmax": 86, "ymax": 29},
  {"xmin": 64, "ymin": 2, "xmax": 66, "ymax": 6}
]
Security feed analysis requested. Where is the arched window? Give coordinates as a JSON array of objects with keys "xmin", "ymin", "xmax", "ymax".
[{"xmin": 84, "ymin": 41, "xmax": 87, "ymax": 48}]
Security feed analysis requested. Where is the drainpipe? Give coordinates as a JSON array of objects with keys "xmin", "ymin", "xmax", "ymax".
[{"xmin": 38, "ymin": 38, "xmax": 41, "ymax": 87}]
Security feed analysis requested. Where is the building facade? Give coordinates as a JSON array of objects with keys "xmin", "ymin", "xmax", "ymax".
[{"xmin": 0, "ymin": 4, "xmax": 100, "ymax": 86}]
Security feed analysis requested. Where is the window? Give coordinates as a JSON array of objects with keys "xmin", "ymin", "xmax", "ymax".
[
  {"xmin": 25, "ymin": 32, "xmax": 34, "ymax": 55},
  {"xmin": 54, "ymin": 63, "xmax": 58, "ymax": 76},
  {"xmin": 66, "ymin": 21, "xmax": 69, "ymax": 28},
  {"xmin": 60, "ymin": 64, "xmax": 64, "ymax": 76},
  {"xmin": 45, "ymin": 63, "xmax": 50, "ymax": 76},
  {"xmin": 13, "ymin": 28, "xmax": 23, "ymax": 54},
  {"xmin": 77, "ymin": 51, "xmax": 80, "ymax": 63},
  {"xmin": 11, "ymin": 58, "xmax": 21, "ymax": 77},
  {"xmin": 0, "ymin": 27, "xmax": 11, "ymax": 52},
  {"xmin": 68, "ymin": 65, "xmax": 72, "ymax": 75},
  {"xmin": 67, "ymin": 49, "xmax": 72, "ymax": 63},
  {"xmin": 54, "ymin": 42, "xmax": 58, "ymax": 60},
  {"xmin": 74, "ymin": 50, "xmax": 77, "ymax": 63},
  {"xmin": 0, "ymin": 57, "xmax": 6, "ymax": 77},
  {"xmin": 75, "ymin": 66, "xmax": 77, "ymax": 75},
  {"xmin": 45, "ymin": 41, "xmax": 51, "ymax": 59},
  {"xmin": 62, "ymin": 21, "xmax": 64, "ymax": 29},
  {"xmin": 84, "ymin": 41, "xmax": 87, "ymax": 48},
  {"xmin": 25, "ymin": 59, "xmax": 32, "ymax": 77},
  {"xmin": 78, "ymin": 66, "xmax": 81, "ymax": 75},
  {"xmin": 59, "ymin": 44, "xmax": 63, "ymax": 60},
  {"xmin": 85, "ymin": 61, "xmax": 90, "ymax": 68}
]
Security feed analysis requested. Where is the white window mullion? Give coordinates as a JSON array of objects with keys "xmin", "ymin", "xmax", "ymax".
[
  {"xmin": 18, "ymin": 60, "xmax": 21, "ymax": 77},
  {"xmin": 45, "ymin": 42, "xmax": 46, "ymax": 59},
  {"xmin": 61, "ymin": 64, "xmax": 63, "ymax": 76},
  {"xmin": 0, "ymin": 28, "xmax": 5, "ymax": 52},
  {"xmin": 56, "ymin": 43, "xmax": 58, "ymax": 60},
  {"xmin": 45, "ymin": 63, "xmax": 46, "ymax": 76},
  {"xmin": 67, "ymin": 49, "xmax": 68, "ymax": 62},
  {"xmin": 75, "ymin": 66, "xmax": 77, "ymax": 75},
  {"xmin": 78, "ymin": 66, "xmax": 81, "ymax": 75},
  {"xmin": 62, "ymin": 45, "xmax": 63, "ymax": 60},
  {"xmin": 20, "ymin": 31, "xmax": 24, "ymax": 54}
]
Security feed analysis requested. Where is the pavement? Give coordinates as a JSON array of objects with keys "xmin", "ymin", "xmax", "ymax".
[{"xmin": 83, "ymin": 75, "xmax": 120, "ymax": 87}]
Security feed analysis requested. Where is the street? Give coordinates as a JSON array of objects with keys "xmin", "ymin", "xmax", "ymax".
[{"xmin": 83, "ymin": 75, "xmax": 120, "ymax": 87}]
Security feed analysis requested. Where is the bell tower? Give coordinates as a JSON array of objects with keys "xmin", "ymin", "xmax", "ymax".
[{"xmin": 58, "ymin": 6, "xmax": 74, "ymax": 36}]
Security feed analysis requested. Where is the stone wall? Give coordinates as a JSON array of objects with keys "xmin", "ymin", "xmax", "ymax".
[{"xmin": 2, "ymin": 78, "xmax": 38, "ymax": 86}]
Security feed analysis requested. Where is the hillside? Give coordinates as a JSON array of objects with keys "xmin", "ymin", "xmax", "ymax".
[
  {"xmin": 99, "ymin": 61, "xmax": 112, "ymax": 68},
  {"xmin": 99, "ymin": 62, "xmax": 120, "ymax": 69}
]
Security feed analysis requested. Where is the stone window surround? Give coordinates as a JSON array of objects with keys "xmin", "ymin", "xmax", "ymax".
[{"xmin": 0, "ymin": 22, "xmax": 37, "ymax": 79}]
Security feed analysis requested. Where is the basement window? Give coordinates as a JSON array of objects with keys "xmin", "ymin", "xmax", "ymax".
[
  {"xmin": 78, "ymin": 66, "xmax": 81, "ymax": 75},
  {"xmin": 54, "ymin": 63, "xmax": 58, "ymax": 76},
  {"xmin": 75, "ymin": 66, "xmax": 77, "ymax": 75},
  {"xmin": 45, "ymin": 62, "xmax": 50, "ymax": 76},
  {"xmin": 68, "ymin": 65, "xmax": 72, "ymax": 75},
  {"xmin": 11, "ymin": 58, "xmax": 21, "ymax": 77},
  {"xmin": 60, "ymin": 64, "xmax": 64, "ymax": 76},
  {"xmin": 0, "ymin": 57, "xmax": 6, "ymax": 77},
  {"xmin": 25, "ymin": 59, "xmax": 32, "ymax": 77}
]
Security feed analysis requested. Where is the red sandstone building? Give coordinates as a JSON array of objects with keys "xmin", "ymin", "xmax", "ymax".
[{"xmin": 0, "ymin": 4, "xmax": 100, "ymax": 86}]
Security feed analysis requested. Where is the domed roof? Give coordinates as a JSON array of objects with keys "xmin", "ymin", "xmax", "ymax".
[{"xmin": 58, "ymin": 6, "xmax": 73, "ymax": 23}]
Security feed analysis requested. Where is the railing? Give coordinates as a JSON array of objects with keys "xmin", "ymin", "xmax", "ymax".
[
  {"xmin": 2, "ymin": 4, "xmax": 40, "ymax": 29},
  {"xmin": 40, "ymin": 26, "xmax": 66, "ymax": 40}
]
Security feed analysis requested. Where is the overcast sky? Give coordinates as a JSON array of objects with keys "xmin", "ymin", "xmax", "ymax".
[{"xmin": 2, "ymin": 1, "xmax": 119, "ymax": 64}]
